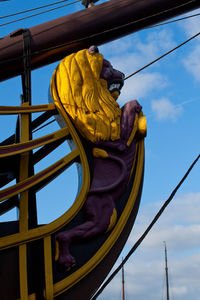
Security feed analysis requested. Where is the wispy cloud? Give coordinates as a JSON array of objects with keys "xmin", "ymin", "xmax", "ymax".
[
  {"xmin": 136, "ymin": 29, "xmax": 176, "ymax": 59},
  {"xmin": 99, "ymin": 28, "xmax": 176, "ymax": 105},
  {"xmin": 183, "ymin": 44, "xmax": 200, "ymax": 81},
  {"xmin": 119, "ymin": 73, "xmax": 167, "ymax": 105},
  {"xmin": 151, "ymin": 97, "xmax": 183, "ymax": 121},
  {"xmin": 179, "ymin": 8, "xmax": 200, "ymax": 37},
  {"xmin": 177, "ymin": 9, "xmax": 200, "ymax": 82}
]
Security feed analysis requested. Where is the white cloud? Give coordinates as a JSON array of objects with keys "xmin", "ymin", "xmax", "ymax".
[
  {"xmin": 128, "ymin": 193, "xmax": 200, "ymax": 253},
  {"xmin": 102, "ymin": 28, "xmax": 175, "ymax": 74},
  {"xmin": 178, "ymin": 9, "xmax": 200, "ymax": 81},
  {"xmin": 136, "ymin": 29, "xmax": 176, "ymax": 59},
  {"xmin": 170, "ymin": 286, "xmax": 187, "ymax": 297},
  {"xmin": 151, "ymin": 97, "xmax": 183, "ymax": 121},
  {"xmin": 179, "ymin": 8, "xmax": 200, "ymax": 37},
  {"xmin": 99, "ymin": 29, "xmax": 176, "ymax": 105},
  {"xmin": 183, "ymin": 44, "xmax": 200, "ymax": 81},
  {"xmin": 100, "ymin": 193, "xmax": 200, "ymax": 300},
  {"xmin": 100, "ymin": 37, "xmax": 135, "ymax": 57},
  {"xmin": 110, "ymin": 51, "xmax": 146, "ymax": 76},
  {"xmin": 119, "ymin": 73, "xmax": 167, "ymax": 105}
]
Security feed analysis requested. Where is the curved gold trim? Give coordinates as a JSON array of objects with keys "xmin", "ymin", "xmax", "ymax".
[
  {"xmin": 127, "ymin": 113, "xmax": 138, "ymax": 147},
  {"xmin": 128, "ymin": 143, "xmax": 138, "ymax": 182},
  {"xmin": 0, "ymin": 149, "xmax": 79, "ymax": 203},
  {"xmin": 53, "ymin": 139, "xmax": 144, "ymax": 296},
  {"xmin": 0, "ymin": 106, "xmax": 90, "ymax": 251},
  {"xmin": 1, "ymin": 67, "xmax": 144, "ymax": 299}
]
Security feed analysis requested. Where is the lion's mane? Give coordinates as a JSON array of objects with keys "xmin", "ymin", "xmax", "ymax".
[{"xmin": 50, "ymin": 49, "xmax": 121, "ymax": 142}]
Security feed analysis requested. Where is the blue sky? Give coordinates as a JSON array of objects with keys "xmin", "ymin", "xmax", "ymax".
[{"xmin": 0, "ymin": 1, "xmax": 200, "ymax": 299}]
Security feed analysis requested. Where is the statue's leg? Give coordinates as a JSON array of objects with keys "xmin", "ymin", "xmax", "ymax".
[
  {"xmin": 56, "ymin": 220, "xmax": 95, "ymax": 269},
  {"xmin": 56, "ymin": 194, "xmax": 115, "ymax": 268}
]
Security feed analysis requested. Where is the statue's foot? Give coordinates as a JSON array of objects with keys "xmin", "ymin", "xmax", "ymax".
[
  {"xmin": 58, "ymin": 253, "xmax": 76, "ymax": 271},
  {"xmin": 55, "ymin": 232, "xmax": 76, "ymax": 271}
]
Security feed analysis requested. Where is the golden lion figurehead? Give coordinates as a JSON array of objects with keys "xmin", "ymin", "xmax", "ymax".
[{"xmin": 50, "ymin": 47, "xmax": 124, "ymax": 142}]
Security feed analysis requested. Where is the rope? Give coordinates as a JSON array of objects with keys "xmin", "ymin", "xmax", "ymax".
[
  {"xmin": 90, "ymin": 153, "xmax": 200, "ymax": 300},
  {"xmin": 150, "ymin": 11, "xmax": 200, "ymax": 28},
  {"xmin": 0, "ymin": 0, "xmax": 81, "ymax": 27},
  {"xmin": 0, "ymin": 0, "xmax": 74, "ymax": 19},
  {"xmin": 1, "ymin": 0, "xmax": 199, "ymax": 25},
  {"xmin": 32, "ymin": 119, "xmax": 56, "ymax": 133},
  {"xmin": 124, "ymin": 31, "xmax": 200, "ymax": 80}
]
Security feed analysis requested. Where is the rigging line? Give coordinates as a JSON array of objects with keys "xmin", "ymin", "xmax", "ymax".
[
  {"xmin": 0, "ymin": 0, "xmax": 81, "ymax": 27},
  {"xmin": 0, "ymin": 0, "xmax": 73, "ymax": 20},
  {"xmin": 0, "ymin": 0, "xmax": 196, "ymax": 64},
  {"xmin": 32, "ymin": 119, "xmax": 56, "ymax": 133},
  {"xmin": 124, "ymin": 31, "xmax": 200, "ymax": 80},
  {"xmin": 1, "ymin": 1, "xmax": 197, "ymax": 30},
  {"xmin": 149, "ymin": 12, "xmax": 200, "ymax": 28},
  {"xmin": 0, "ymin": 0, "xmax": 196, "ymax": 22},
  {"xmin": 91, "ymin": 153, "xmax": 200, "ymax": 300},
  {"xmin": 32, "ymin": 0, "xmax": 197, "ymax": 54}
]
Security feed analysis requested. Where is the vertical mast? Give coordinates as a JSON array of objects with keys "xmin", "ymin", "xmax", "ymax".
[
  {"xmin": 122, "ymin": 258, "xmax": 125, "ymax": 300},
  {"xmin": 164, "ymin": 241, "xmax": 170, "ymax": 300}
]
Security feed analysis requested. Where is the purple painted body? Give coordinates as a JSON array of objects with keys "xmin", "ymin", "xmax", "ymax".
[{"xmin": 56, "ymin": 100, "xmax": 142, "ymax": 268}]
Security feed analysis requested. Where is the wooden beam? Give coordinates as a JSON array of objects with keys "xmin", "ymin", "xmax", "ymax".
[{"xmin": 0, "ymin": 0, "xmax": 200, "ymax": 81}]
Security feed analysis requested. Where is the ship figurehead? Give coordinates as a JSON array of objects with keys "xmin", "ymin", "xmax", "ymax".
[{"xmin": 50, "ymin": 46, "xmax": 146, "ymax": 282}]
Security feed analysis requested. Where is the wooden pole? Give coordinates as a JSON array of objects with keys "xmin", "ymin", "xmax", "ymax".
[
  {"xmin": 164, "ymin": 241, "xmax": 170, "ymax": 300},
  {"xmin": 0, "ymin": 0, "xmax": 200, "ymax": 81},
  {"xmin": 122, "ymin": 258, "xmax": 125, "ymax": 300}
]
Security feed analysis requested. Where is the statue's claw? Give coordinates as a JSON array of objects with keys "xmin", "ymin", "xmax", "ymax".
[{"xmin": 59, "ymin": 255, "xmax": 76, "ymax": 271}]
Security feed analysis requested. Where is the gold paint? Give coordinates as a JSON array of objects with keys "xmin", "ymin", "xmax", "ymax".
[
  {"xmin": 17, "ymin": 293, "xmax": 36, "ymax": 300},
  {"xmin": 138, "ymin": 115, "xmax": 147, "ymax": 137},
  {"xmin": 0, "ymin": 103, "xmax": 55, "ymax": 115},
  {"xmin": 0, "ymin": 104, "xmax": 90, "ymax": 250},
  {"xmin": 92, "ymin": 148, "xmax": 108, "ymax": 158},
  {"xmin": 28, "ymin": 294, "xmax": 36, "ymax": 300},
  {"xmin": 0, "ymin": 128, "xmax": 69, "ymax": 158},
  {"xmin": 50, "ymin": 49, "xmax": 122, "ymax": 142},
  {"xmin": 0, "ymin": 149, "xmax": 79, "ymax": 203},
  {"xmin": 128, "ymin": 143, "xmax": 138, "ymax": 183},
  {"xmin": 0, "ymin": 47, "xmax": 146, "ymax": 300},
  {"xmin": 55, "ymin": 239, "xmax": 59, "ymax": 262},
  {"xmin": 19, "ymin": 103, "xmax": 30, "ymax": 300},
  {"xmin": 44, "ymin": 236, "xmax": 54, "ymax": 300},
  {"xmin": 0, "ymin": 94, "xmax": 91, "ymax": 299},
  {"xmin": 53, "ymin": 140, "xmax": 144, "ymax": 296},
  {"xmin": 127, "ymin": 113, "xmax": 139, "ymax": 147},
  {"xmin": 106, "ymin": 208, "xmax": 117, "ymax": 232},
  {"xmin": 19, "ymin": 244, "xmax": 28, "ymax": 300},
  {"xmin": 111, "ymin": 90, "xmax": 119, "ymax": 100}
]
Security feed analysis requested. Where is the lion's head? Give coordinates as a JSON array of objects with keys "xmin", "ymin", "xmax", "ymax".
[{"xmin": 50, "ymin": 46, "xmax": 124, "ymax": 142}]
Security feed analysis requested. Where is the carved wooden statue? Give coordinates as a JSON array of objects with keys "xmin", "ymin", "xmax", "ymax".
[{"xmin": 50, "ymin": 46, "xmax": 146, "ymax": 270}]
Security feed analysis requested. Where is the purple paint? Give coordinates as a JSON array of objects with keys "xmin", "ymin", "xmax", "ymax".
[{"xmin": 56, "ymin": 100, "xmax": 142, "ymax": 269}]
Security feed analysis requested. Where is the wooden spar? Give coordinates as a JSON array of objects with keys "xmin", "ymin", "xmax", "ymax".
[
  {"xmin": 164, "ymin": 241, "xmax": 170, "ymax": 300},
  {"xmin": 0, "ymin": 0, "xmax": 200, "ymax": 82},
  {"xmin": 122, "ymin": 258, "xmax": 125, "ymax": 300}
]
